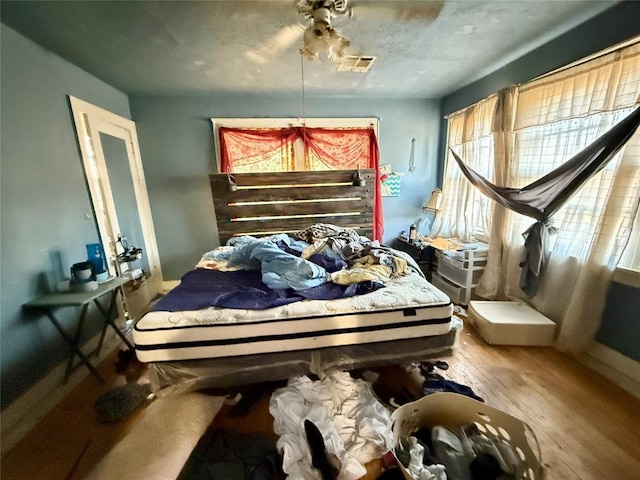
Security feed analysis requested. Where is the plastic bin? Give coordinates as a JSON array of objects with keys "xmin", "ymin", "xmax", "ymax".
[
  {"xmin": 437, "ymin": 252, "xmax": 484, "ymax": 286},
  {"xmin": 431, "ymin": 273, "xmax": 467, "ymax": 305},
  {"xmin": 390, "ymin": 392, "xmax": 549, "ymax": 480}
]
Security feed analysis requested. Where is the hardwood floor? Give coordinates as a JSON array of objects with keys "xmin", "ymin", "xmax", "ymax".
[
  {"xmin": 3, "ymin": 320, "xmax": 640, "ymax": 480},
  {"xmin": 1, "ymin": 347, "xmax": 146, "ymax": 480},
  {"xmin": 448, "ymin": 324, "xmax": 640, "ymax": 480}
]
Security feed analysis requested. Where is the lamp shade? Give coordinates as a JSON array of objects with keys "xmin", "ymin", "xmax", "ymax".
[{"xmin": 422, "ymin": 188, "xmax": 443, "ymax": 212}]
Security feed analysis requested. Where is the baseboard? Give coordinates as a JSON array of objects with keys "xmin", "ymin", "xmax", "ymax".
[
  {"xmin": 612, "ymin": 267, "xmax": 640, "ymax": 288},
  {"xmin": 580, "ymin": 342, "xmax": 640, "ymax": 398},
  {"xmin": 0, "ymin": 330, "xmax": 120, "ymax": 456},
  {"xmin": 162, "ymin": 280, "xmax": 179, "ymax": 292}
]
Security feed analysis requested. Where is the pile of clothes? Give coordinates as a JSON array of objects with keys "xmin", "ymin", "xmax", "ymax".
[
  {"xmin": 269, "ymin": 370, "xmax": 394, "ymax": 480},
  {"xmin": 395, "ymin": 423, "xmax": 525, "ymax": 480}
]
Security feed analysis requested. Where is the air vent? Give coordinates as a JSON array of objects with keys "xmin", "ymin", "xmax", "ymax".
[{"xmin": 336, "ymin": 55, "xmax": 377, "ymax": 73}]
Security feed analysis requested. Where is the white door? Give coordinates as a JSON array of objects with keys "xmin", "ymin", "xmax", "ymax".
[{"xmin": 70, "ymin": 96, "xmax": 162, "ymax": 320}]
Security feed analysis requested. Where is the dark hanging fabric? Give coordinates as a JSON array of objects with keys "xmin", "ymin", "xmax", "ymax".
[{"xmin": 450, "ymin": 106, "xmax": 640, "ymax": 297}]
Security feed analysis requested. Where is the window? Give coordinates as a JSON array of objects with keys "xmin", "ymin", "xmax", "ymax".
[
  {"xmin": 619, "ymin": 207, "xmax": 640, "ymax": 267},
  {"xmin": 438, "ymin": 40, "xmax": 640, "ymax": 352},
  {"xmin": 437, "ymin": 40, "xmax": 640, "ymax": 272},
  {"xmin": 211, "ymin": 118, "xmax": 379, "ymax": 173},
  {"xmin": 435, "ymin": 95, "xmax": 497, "ymax": 243},
  {"xmin": 511, "ymin": 108, "xmax": 639, "ymax": 265}
]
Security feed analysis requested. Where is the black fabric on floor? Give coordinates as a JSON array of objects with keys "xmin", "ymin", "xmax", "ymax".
[{"xmin": 177, "ymin": 429, "xmax": 280, "ymax": 480}]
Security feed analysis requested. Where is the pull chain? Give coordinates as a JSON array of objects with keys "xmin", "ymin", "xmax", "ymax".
[
  {"xmin": 300, "ymin": 54, "xmax": 306, "ymax": 126},
  {"xmin": 301, "ymin": 54, "xmax": 307, "ymax": 163}
]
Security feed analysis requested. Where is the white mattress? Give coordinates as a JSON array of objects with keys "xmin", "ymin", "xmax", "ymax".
[{"xmin": 134, "ymin": 272, "xmax": 453, "ymax": 362}]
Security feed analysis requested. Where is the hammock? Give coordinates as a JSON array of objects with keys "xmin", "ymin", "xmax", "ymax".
[{"xmin": 450, "ymin": 106, "xmax": 640, "ymax": 297}]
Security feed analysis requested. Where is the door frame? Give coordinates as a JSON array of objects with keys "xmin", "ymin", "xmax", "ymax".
[{"xmin": 69, "ymin": 96, "xmax": 163, "ymax": 288}]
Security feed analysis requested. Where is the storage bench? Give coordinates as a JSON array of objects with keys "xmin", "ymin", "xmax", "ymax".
[{"xmin": 467, "ymin": 300, "xmax": 556, "ymax": 346}]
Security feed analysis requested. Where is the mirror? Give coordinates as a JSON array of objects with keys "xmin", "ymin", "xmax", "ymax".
[
  {"xmin": 70, "ymin": 96, "xmax": 162, "ymax": 319},
  {"xmin": 99, "ymin": 132, "xmax": 151, "ymax": 276}
]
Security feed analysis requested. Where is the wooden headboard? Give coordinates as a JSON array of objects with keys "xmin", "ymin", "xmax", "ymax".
[{"xmin": 209, "ymin": 169, "xmax": 375, "ymax": 244}]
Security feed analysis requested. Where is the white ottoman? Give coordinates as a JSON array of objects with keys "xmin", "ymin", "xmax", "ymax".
[{"xmin": 467, "ymin": 300, "xmax": 556, "ymax": 346}]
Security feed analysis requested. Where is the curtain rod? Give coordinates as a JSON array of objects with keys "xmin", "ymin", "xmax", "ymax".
[
  {"xmin": 531, "ymin": 35, "xmax": 639, "ymax": 82},
  {"xmin": 444, "ymin": 92, "xmax": 501, "ymax": 120},
  {"xmin": 444, "ymin": 35, "xmax": 640, "ymax": 120}
]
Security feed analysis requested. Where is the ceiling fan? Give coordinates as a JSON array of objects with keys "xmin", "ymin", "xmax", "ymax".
[
  {"xmin": 244, "ymin": 0, "xmax": 444, "ymax": 66},
  {"xmin": 297, "ymin": 0, "xmax": 351, "ymax": 62}
]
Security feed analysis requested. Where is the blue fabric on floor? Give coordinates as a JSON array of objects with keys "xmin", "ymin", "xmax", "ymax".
[{"xmin": 423, "ymin": 374, "xmax": 484, "ymax": 402}]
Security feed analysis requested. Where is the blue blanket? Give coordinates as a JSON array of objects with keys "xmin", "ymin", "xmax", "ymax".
[{"xmin": 151, "ymin": 268, "xmax": 383, "ymax": 311}]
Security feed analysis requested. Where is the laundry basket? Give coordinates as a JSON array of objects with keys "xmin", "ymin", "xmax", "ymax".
[{"xmin": 390, "ymin": 392, "xmax": 549, "ymax": 480}]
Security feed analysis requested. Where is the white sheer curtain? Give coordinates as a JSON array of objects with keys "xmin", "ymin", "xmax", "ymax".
[
  {"xmin": 435, "ymin": 42, "xmax": 640, "ymax": 353},
  {"xmin": 431, "ymin": 95, "xmax": 497, "ymax": 242},
  {"xmin": 475, "ymin": 42, "xmax": 640, "ymax": 354}
]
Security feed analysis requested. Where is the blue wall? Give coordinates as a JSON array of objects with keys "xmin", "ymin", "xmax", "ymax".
[
  {"xmin": 0, "ymin": 24, "xmax": 441, "ymax": 407},
  {"xmin": 0, "ymin": 25, "xmax": 132, "ymax": 408},
  {"xmin": 129, "ymin": 95, "xmax": 441, "ymax": 279},
  {"xmin": 439, "ymin": 0, "xmax": 640, "ymax": 362},
  {"xmin": 439, "ymin": 1, "xmax": 640, "ymax": 164},
  {"xmin": 597, "ymin": 281, "xmax": 640, "ymax": 362}
]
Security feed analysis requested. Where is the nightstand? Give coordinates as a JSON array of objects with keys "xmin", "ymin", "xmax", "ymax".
[{"xmin": 390, "ymin": 237, "xmax": 436, "ymax": 280}]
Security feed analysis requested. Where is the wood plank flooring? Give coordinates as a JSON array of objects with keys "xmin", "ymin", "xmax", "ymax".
[
  {"xmin": 1, "ymin": 347, "xmax": 146, "ymax": 480},
  {"xmin": 448, "ymin": 324, "xmax": 640, "ymax": 480},
  {"xmin": 2, "ymin": 320, "xmax": 640, "ymax": 480}
]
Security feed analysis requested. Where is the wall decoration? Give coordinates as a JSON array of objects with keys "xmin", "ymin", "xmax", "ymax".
[
  {"xmin": 380, "ymin": 164, "xmax": 404, "ymax": 197},
  {"xmin": 408, "ymin": 137, "xmax": 416, "ymax": 173}
]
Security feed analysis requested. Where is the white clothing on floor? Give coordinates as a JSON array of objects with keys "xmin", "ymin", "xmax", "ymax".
[{"xmin": 269, "ymin": 371, "xmax": 394, "ymax": 480}]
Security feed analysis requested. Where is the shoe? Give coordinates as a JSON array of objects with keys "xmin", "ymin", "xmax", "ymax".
[{"xmin": 304, "ymin": 420, "xmax": 339, "ymax": 480}]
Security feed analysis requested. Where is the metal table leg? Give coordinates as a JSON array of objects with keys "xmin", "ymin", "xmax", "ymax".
[
  {"xmin": 95, "ymin": 286, "xmax": 134, "ymax": 356},
  {"xmin": 43, "ymin": 309, "xmax": 105, "ymax": 383}
]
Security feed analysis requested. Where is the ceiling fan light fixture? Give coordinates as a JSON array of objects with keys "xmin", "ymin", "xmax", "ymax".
[
  {"xmin": 300, "ymin": 23, "xmax": 349, "ymax": 62},
  {"xmin": 311, "ymin": 5, "xmax": 332, "ymax": 27},
  {"xmin": 297, "ymin": 0, "xmax": 349, "ymax": 20},
  {"xmin": 298, "ymin": 0, "xmax": 350, "ymax": 62}
]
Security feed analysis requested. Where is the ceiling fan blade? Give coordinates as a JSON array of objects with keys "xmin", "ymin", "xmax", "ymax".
[
  {"xmin": 352, "ymin": 0, "xmax": 444, "ymax": 23},
  {"xmin": 245, "ymin": 23, "xmax": 305, "ymax": 65}
]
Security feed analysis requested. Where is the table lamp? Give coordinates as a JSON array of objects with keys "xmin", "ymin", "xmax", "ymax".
[{"xmin": 419, "ymin": 188, "xmax": 442, "ymax": 236}]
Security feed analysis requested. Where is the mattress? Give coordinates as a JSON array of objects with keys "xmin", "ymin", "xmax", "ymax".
[
  {"xmin": 148, "ymin": 318, "xmax": 463, "ymax": 396},
  {"xmin": 134, "ymin": 271, "xmax": 453, "ymax": 362}
]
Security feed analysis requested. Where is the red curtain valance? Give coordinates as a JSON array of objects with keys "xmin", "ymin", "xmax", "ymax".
[{"xmin": 219, "ymin": 127, "xmax": 298, "ymax": 173}]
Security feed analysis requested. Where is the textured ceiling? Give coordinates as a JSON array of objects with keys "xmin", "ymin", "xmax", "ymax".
[{"xmin": 0, "ymin": 0, "xmax": 619, "ymax": 98}]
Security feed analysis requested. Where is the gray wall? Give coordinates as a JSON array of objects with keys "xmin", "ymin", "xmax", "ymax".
[
  {"xmin": 438, "ymin": 0, "xmax": 640, "ymax": 362},
  {"xmin": 129, "ymin": 95, "xmax": 441, "ymax": 279},
  {"xmin": 0, "ymin": 25, "xmax": 132, "ymax": 408}
]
